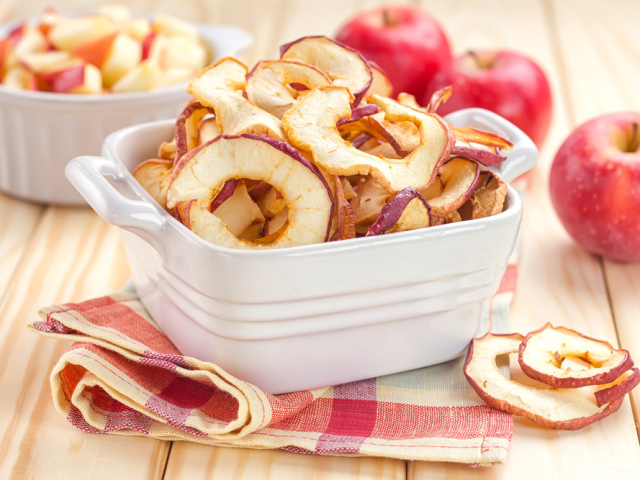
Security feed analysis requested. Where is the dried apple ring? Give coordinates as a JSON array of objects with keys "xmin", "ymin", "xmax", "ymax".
[
  {"xmin": 280, "ymin": 36, "xmax": 372, "ymax": 106},
  {"xmin": 187, "ymin": 57, "xmax": 285, "ymax": 141},
  {"xmin": 174, "ymin": 100, "xmax": 215, "ymax": 162},
  {"xmin": 166, "ymin": 134, "xmax": 334, "ymax": 250},
  {"xmin": 420, "ymin": 157, "xmax": 479, "ymax": 217},
  {"xmin": 518, "ymin": 324, "xmax": 634, "ymax": 388},
  {"xmin": 246, "ymin": 59, "xmax": 332, "ymax": 119},
  {"xmin": 282, "ymin": 86, "xmax": 454, "ymax": 194},
  {"xmin": 464, "ymin": 333, "xmax": 628, "ymax": 430},
  {"xmin": 133, "ymin": 158, "xmax": 172, "ymax": 211}
]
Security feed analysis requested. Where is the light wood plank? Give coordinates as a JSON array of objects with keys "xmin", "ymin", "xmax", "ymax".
[
  {"xmin": 0, "ymin": 194, "xmax": 43, "ymax": 301},
  {"xmin": 165, "ymin": 444, "xmax": 405, "ymax": 480},
  {"xmin": 548, "ymin": 0, "xmax": 640, "ymax": 440},
  {"xmin": 0, "ymin": 207, "xmax": 169, "ymax": 479},
  {"xmin": 410, "ymin": 0, "xmax": 640, "ymax": 477}
]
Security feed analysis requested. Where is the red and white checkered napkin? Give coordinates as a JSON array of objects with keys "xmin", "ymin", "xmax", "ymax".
[{"xmin": 28, "ymin": 264, "xmax": 517, "ymax": 465}]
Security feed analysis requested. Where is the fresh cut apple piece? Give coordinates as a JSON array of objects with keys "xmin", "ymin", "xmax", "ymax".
[
  {"xmin": 367, "ymin": 188, "xmax": 432, "ymax": 235},
  {"xmin": 37, "ymin": 7, "xmax": 62, "ymax": 37},
  {"xmin": 152, "ymin": 13, "xmax": 199, "ymax": 41},
  {"xmin": 160, "ymin": 35, "xmax": 207, "ymax": 72},
  {"xmin": 123, "ymin": 17, "xmax": 152, "ymax": 41},
  {"xmin": 48, "ymin": 17, "xmax": 117, "ymax": 52},
  {"xmin": 464, "ymin": 333, "xmax": 628, "ymax": 430},
  {"xmin": 97, "ymin": 4, "xmax": 131, "ymax": 22},
  {"xmin": 19, "ymin": 50, "xmax": 78, "ymax": 73},
  {"xmin": 166, "ymin": 134, "xmax": 334, "ymax": 249},
  {"xmin": 99, "ymin": 33, "xmax": 142, "ymax": 87},
  {"xmin": 246, "ymin": 59, "xmax": 332, "ymax": 119},
  {"xmin": 280, "ymin": 36, "xmax": 372, "ymax": 106},
  {"xmin": 188, "ymin": 57, "xmax": 285, "ymax": 141},
  {"xmin": 40, "ymin": 63, "xmax": 102, "ymax": 94},
  {"xmin": 518, "ymin": 324, "xmax": 635, "ymax": 388},
  {"xmin": 283, "ymin": 86, "xmax": 454, "ymax": 193},
  {"xmin": 420, "ymin": 157, "xmax": 479, "ymax": 217},
  {"xmin": 2, "ymin": 65, "xmax": 38, "ymax": 90},
  {"xmin": 111, "ymin": 60, "xmax": 162, "ymax": 93},
  {"xmin": 133, "ymin": 158, "xmax": 173, "ymax": 211},
  {"xmin": 12, "ymin": 26, "xmax": 48, "ymax": 58}
]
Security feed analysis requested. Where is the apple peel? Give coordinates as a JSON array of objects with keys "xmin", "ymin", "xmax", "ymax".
[
  {"xmin": 518, "ymin": 323, "xmax": 634, "ymax": 388},
  {"xmin": 367, "ymin": 188, "xmax": 431, "ymax": 236},
  {"xmin": 464, "ymin": 333, "xmax": 627, "ymax": 430}
]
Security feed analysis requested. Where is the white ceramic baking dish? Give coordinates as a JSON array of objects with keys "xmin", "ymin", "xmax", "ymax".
[
  {"xmin": 66, "ymin": 108, "xmax": 537, "ymax": 394},
  {"xmin": 0, "ymin": 22, "xmax": 252, "ymax": 205}
]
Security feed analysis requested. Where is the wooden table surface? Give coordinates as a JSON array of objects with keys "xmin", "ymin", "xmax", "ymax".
[{"xmin": 1, "ymin": 0, "xmax": 640, "ymax": 478}]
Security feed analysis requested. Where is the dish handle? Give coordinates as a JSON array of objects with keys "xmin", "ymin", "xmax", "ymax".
[
  {"xmin": 65, "ymin": 156, "xmax": 167, "ymax": 257},
  {"xmin": 443, "ymin": 108, "xmax": 538, "ymax": 184}
]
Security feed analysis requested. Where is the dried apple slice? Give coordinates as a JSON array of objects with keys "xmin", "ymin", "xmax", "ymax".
[
  {"xmin": 423, "ymin": 86, "xmax": 452, "ymax": 113},
  {"xmin": 166, "ymin": 134, "xmax": 334, "ymax": 250},
  {"xmin": 465, "ymin": 171, "xmax": 508, "ymax": 219},
  {"xmin": 451, "ymin": 144, "xmax": 508, "ymax": 167},
  {"xmin": 196, "ymin": 117, "xmax": 221, "ymax": 146},
  {"xmin": 367, "ymin": 188, "xmax": 431, "ymax": 235},
  {"xmin": 595, "ymin": 368, "xmax": 640, "ymax": 407},
  {"xmin": 518, "ymin": 324, "xmax": 635, "ymax": 388},
  {"xmin": 366, "ymin": 61, "xmax": 393, "ymax": 97},
  {"xmin": 133, "ymin": 158, "xmax": 173, "ymax": 211},
  {"xmin": 158, "ymin": 138, "xmax": 176, "ymax": 161},
  {"xmin": 209, "ymin": 181, "xmax": 265, "ymax": 237},
  {"xmin": 280, "ymin": 36, "xmax": 372, "ymax": 106},
  {"xmin": 451, "ymin": 125, "xmax": 514, "ymax": 151},
  {"xmin": 174, "ymin": 100, "xmax": 216, "ymax": 162},
  {"xmin": 331, "ymin": 175, "xmax": 356, "ymax": 241},
  {"xmin": 246, "ymin": 59, "xmax": 332, "ymax": 119},
  {"xmin": 422, "ymin": 158, "xmax": 479, "ymax": 217},
  {"xmin": 187, "ymin": 57, "xmax": 285, "ymax": 141},
  {"xmin": 464, "ymin": 333, "xmax": 627, "ymax": 430},
  {"xmin": 283, "ymin": 86, "xmax": 454, "ymax": 193},
  {"xmin": 350, "ymin": 175, "xmax": 393, "ymax": 226}
]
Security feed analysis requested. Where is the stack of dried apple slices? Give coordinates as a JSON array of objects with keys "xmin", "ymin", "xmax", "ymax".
[
  {"xmin": 133, "ymin": 36, "xmax": 515, "ymax": 250},
  {"xmin": 464, "ymin": 324, "xmax": 640, "ymax": 429}
]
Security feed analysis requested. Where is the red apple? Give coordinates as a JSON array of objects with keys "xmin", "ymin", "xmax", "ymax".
[
  {"xmin": 422, "ymin": 50, "xmax": 552, "ymax": 147},
  {"xmin": 335, "ymin": 5, "xmax": 452, "ymax": 99},
  {"xmin": 549, "ymin": 112, "xmax": 640, "ymax": 263}
]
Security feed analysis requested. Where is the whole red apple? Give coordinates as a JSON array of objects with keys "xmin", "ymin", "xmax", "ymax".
[
  {"xmin": 422, "ymin": 50, "xmax": 552, "ymax": 147},
  {"xmin": 550, "ymin": 112, "xmax": 640, "ymax": 263},
  {"xmin": 335, "ymin": 5, "xmax": 452, "ymax": 99}
]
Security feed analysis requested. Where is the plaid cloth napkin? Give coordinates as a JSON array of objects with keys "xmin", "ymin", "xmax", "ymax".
[{"xmin": 28, "ymin": 263, "xmax": 517, "ymax": 465}]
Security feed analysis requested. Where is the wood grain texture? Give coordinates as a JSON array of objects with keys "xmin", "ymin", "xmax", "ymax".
[
  {"xmin": 0, "ymin": 207, "xmax": 167, "ymax": 480},
  {"xmin": 547, "ymin": 0, "xmax": 640, "ymax": 441}
]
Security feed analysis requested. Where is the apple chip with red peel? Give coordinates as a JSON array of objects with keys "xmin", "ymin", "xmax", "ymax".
[
  {"xmin": 157, "ymin": 138, "xmax": 176, "ymax": 161},
  {"xmin": 451, "ymin": 125, "xmax": 514, "ymax": 151},
  {"xmin": 331, "ymin": 175, "xmax": 356, "ymax": 241},
  {"xmin": 518, "ymin": 324, "xmax": 635, "ymax": 388},
  {"xmin": 280, "ymin": 36, "xmax": 372, "ymax": 106},
  {"xmin": 422, "ymin": 158, "xmax": 479, "ymax": 217},
  {"xmin": 174, "ymin": 100, "xmax": 216, "ymax": 162},
  {"xmin": 336, "ymin": 103, "xmax": 379, "ymax": 126},
  {"xmin": 256, "ymin": 185, "xmax": 286, "ymax": 218},
  {"xmin": 595, "ymin": 368, "xmax": 640, "ymax": 407},
  {"xmin": 187, "ymin": 57, "xmax": 285, "ymax": 141},
  {"xmin": 350, "ymin": 175, "xmax": 393, "ymax": 227},
  {"xmin": 196, "ymin": 117, "xmax": 221, "ymax": 146},
  {"xmin": 283, "ymin": 86, "xmax": 453, "ymax": 193},
  {"xmin": 208, "ymin": 181, "xmax": 265, "ymax": 237},
  {"xmin": 366, "ymin": 61, "xmax": 393, "ymax": 98},
  {"xmin": 166, "ymin": 134, "xmax": 334, "ymax": 250},
  {"xmin": 367, "ymin": 188, "xmax": 431, "ymax": 236},
  {"xmin": 465, "ymin": 171, "xmax": 508, "ymax": 219},
  {"xmin": 464, "ymin": 333, "xmax": 627, "ymax": 430},
  {"xmin": 424, "ymin": 86, "xmax": 452, "ymax": 113},
  {"xmin": 450, "ymin": 144, "xmax": 507, "ymax": 167},
  {"xmin": 246, "ymin": 59, "xmax": 332, "ymax": 119},
  {"xmin": 132, "ymin": 158, "xmax": 172, "ymax": 211},
  {"xmin": 209, "ymin": 179, "xmax": 238, "ymax": 212}
]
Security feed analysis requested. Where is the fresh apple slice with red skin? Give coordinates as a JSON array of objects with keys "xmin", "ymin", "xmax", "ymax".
[
  {"xmin": 166, "ymin": 134, "xmax": 334, "ymax": 249},
  {"xmin": 595, "ymin": 368, "xmax": 640, "ymax": 407},
  {"xmin": 465, "ymin": 333, "xmax": 627, "ymax": 430},
  {"xmin": 422, "ymin": 50, "xmax": 552, "ymax": 147},
  {"xmin": 518, "ymin": 323, "xmax": 635, "ymax": 388},
  {"xmin": 39, "ymin": 63, "xmax": 102, "ymax": 94},
  {"xmin": 422, "ymin": 157, "xmax": 479, "ymax": 217},
  {"xmin": 280, "ymin": 36, "xmax": 372, "ymax": 107},
  {"xmin": 73, "ymin": 32, "xmax": 118, "ymax": 68},
  {"xmin": 335, "ymin": 5, "xmax": 452, "ymax": 99},
  {"xmin": 367, "ymin": 188, "xmax": 431, "ymax": 235},
  {"xmin": 550, "ymin": 112, "xmax": 640, "ymax": 263},
  {"xmin": 283, "ymin": 86, "xmax": 454, "ymax": 194}
]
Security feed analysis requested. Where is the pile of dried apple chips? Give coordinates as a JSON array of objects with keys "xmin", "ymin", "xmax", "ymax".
[{"xmin": 134, "ymin": 36, "xmax": 514, "ymax": 250}]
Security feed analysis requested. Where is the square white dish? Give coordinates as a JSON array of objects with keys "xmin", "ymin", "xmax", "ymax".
[
  {"xmin": 0, "ymin": 22, "xmax": 252, "ymax": 205},
  {"xmin": 66, "ymin": 107, "xmax": 537, "ymax": 393}
]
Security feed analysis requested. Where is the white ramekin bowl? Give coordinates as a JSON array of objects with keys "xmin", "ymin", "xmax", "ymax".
[
  {"xmin": 0, "ymin": 24, "xmax": 252, "ymax": 205},
  {"xmin": 66, "ymin": 108, "xmax": 537, "ymax": 394}
]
